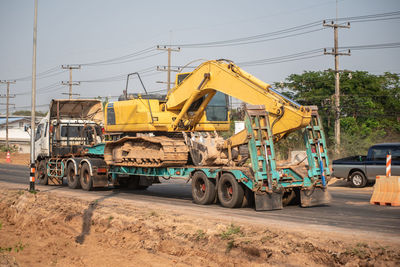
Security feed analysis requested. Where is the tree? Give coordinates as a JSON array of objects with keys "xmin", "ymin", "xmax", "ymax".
[
  {"xmin": 12, "ymin": 110, "xmax": 47, "ymax": 117},
  {"xmin": 275, "ymin": 71, "xmax": 400, "ymax": 157}
]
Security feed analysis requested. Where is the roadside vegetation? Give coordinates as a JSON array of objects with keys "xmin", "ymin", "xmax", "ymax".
[{"xmin": 275, "ymin": 71, "xmax": 400, "ymax": 158}]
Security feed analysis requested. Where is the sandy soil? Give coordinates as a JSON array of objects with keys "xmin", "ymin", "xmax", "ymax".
[
  {"xmin": 0, "ymin": 153, "xmax": 30, "ymax": 166},
  {"xmin": 0, "ymin": 188, "xmax": 399, "ymax": 267}
]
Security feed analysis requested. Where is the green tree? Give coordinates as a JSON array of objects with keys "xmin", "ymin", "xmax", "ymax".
[
  {"xmin": 12, "ymin": 110, "xmax": 47, "ymax": 117},
  {"xmin": 275, "ymin": 71, "xmax": 400, "ymax": 157}
]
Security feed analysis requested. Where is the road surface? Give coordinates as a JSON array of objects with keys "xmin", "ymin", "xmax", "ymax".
[{"xmin": 1, "ymin": 163, "xmax": 399, "ymax": 236}]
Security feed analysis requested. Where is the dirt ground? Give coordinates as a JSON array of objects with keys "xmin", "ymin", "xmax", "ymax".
[
  {"xmin": 0, "ymin": 188, "xmax": 399, "ymax": 267},
  {"xmin": 0, "ymin": 153, "xmax": 30, "ymax": 166}
]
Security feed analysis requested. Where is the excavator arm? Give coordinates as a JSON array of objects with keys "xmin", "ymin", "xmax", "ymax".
[{"xmin": 166, "ymin": 59, "xmax": 311, "ymax": 140}]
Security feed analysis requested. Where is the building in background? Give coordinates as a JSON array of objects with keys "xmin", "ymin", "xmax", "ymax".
[{"xmin": 0, "ymin": 116, "xmax": 41, "ymax": 153}]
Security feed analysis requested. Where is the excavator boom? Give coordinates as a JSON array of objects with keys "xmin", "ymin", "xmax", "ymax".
[{"xmin": 166, "ymin": 59, "xmax": 311, "ymax": 139}]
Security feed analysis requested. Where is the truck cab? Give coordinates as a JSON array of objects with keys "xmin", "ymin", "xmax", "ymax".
[
  {"xmin": 34, "ymin": 99, "xmax": 104, "ymax": 186},
  {"xmin": 35, "ymin": 99, "xmax": 104, "ymax": 161}
]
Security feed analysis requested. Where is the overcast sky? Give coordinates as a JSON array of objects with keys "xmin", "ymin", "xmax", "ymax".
[{"xmin": 0, "ymin": 0, "xmax": 399, "ymax": 113}]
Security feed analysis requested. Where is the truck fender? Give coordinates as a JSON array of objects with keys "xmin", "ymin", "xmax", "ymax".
[
  {"xmin": 80, "ymin": 159, "xmax": 94, "ymax": 176},
  {"xmin": 66, "ymin": 158, "xmax": 82, "ymax": 176},
  {"xmin": 79, "ymin": 158, "xmax": 108, "ymax": 188}
]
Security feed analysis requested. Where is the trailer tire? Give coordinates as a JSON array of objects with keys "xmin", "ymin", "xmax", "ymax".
[
  {"xmin": 218, "ymin": 173, "xmax": 244, "ymax": 208},
  {"xmin": 350, "ymin": 171, "xmax": 367, "ymax": 188},
  {"xmin": 36, "ymin": 160, "xmax": 48, "ymax": 185},
  {"xmin": 192, "ymin": 171, "xmax": 216, "ymax": 205},
  {"xmin": 80, "ymin": 163, "xmax": 93, "ymax": 191},
  {"xmin": 67, "ymin": 163, "xmax": 81, "ymax": 189}
]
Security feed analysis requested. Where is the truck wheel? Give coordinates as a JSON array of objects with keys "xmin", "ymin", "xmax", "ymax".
[
  {"xmin": 218, "ymin": 173, "xmax": 244, "ymax": 208},
  {"xmin": 67, "ymin": 163, "xmax": 81, "ymax": 189},
  {"xmin": 350, "ymin": 171, "xmax": 367, "ymax": 188},
  {"xmin": 192, "ymin": 171, "xmax": 216, "ymax": 205},
  {"xmin": 80, "ymin": 163, "xmax": 93, "ymax": 191},
  {"xmin": 36, "ymin": 160, "xmax": 48, "ymax": 185}
]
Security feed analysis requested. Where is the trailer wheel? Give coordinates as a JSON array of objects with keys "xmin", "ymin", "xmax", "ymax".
[
  {"xmin": 350, "ymin": 171, "xmax": 367, "ymax": 188},
  {"xmin": 80, "ymin": 163, "xmax": 93, "ymax": 191},
  {"xmin": 36, "ymin": 160, "xmax": 48, "ymax": 185},
  {"xmin": 67, "ymin": 163, "xmax": 81, "ymax": 189},
  {"xmin": 192, "ymin": 171, "xmax": 216, "ymax": 205},
  {"xmin": 218, "ymin": 173, "xmax": 244, "ymax": 208}
]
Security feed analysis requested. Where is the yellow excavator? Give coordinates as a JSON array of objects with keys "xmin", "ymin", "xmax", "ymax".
[
  {"xmin": 101, "ymin": 59, "xmax": 330, "ymax": 210},
  {"xmin": 104, "ymin": 59, "xmax": 312, "ymax": 168}
]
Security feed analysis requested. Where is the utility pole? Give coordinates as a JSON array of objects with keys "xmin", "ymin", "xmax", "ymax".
[
  {"xmin": 0, "ymin": 80, "xmax": 16, "ymax": 150},
  {"xmin": 156, "ymin": 45, "xmax": 180, "ymax": 92},
  {"xmin": 61, "ymin": 65, "xmax": 81, "ymax": 99},
  {"xmin": 323, "ymin": 20, "xmax": 350, "ymax": 156},
  {"xmin": 30, "ymin": 0, "xmax": 38, "ymax": 192}
]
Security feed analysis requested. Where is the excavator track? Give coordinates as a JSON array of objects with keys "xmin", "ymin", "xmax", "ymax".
[{"xmin": 104, "ymin": 136, "xmax": 188, "ymax": 167}]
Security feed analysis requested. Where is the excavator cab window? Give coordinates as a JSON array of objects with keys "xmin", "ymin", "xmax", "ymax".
[
  {"xmin": 205, "ymin": 92, "xmax": 228, "ymax": 121},
  {"xmin": 176, "ymin": 73, "xmax": 191, "ymax": 86}
]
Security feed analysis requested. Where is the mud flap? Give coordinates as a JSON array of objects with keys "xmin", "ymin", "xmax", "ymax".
[
  {"xmin": 92, "ymin": 174, "xmax": 108, "ymax": 188},
  {"xmin": 300, "ymin": 187, "xmax": 331, "ymax": 207},
  {"xmin": 255, "ymin": 192, "xmax": 283, "ymax": 211}
]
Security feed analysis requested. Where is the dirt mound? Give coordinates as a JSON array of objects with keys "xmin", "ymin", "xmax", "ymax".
[{"xmin": 0, "ymin": 189, "xmax": 399, "ymax": 266}]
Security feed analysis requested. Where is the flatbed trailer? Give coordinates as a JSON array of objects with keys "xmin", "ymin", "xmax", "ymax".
[{"xmin": 71, "ymin": 105, "xmax": 331, "ymax": 211}]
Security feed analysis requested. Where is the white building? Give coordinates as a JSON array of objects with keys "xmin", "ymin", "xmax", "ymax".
[{"xmin": 0, "ymin": 116, "xmax": 41, "ymax": 153}]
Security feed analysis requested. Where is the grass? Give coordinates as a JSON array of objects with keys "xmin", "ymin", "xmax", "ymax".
[
  {"xmin": 0, "ymin": 221, "xmax": 2, "ymax": 230},
  {"xmin": 194, "ymin": 230, "xmax": 206, "ymax": 241},
  {"xmin": 345, "ymin": 243, "xmax": 370, "ymax": 258},
  {"xmin": 108, "ymin": 216, "xmax": 114, "ymax": 222},
  {"xmin": 0, "ymin": 246, "xmax": 12, "ymax": 253},
  {"xmin": 226, "ymin": 240, "xmax": 235, "ymax": 253},
  {"xmin": 220, "ymin": 223, "xmax": 243, "ymax": 253},
  {"xmin": 220, "ymin": 223, "xmax": 242, "ymax": 240},
  {"xmin": 149, "ymin": 211, "xmax": 158, "ymax": 217},
  {"xmin": 0, "ymin": 242, "xmax": 25, "ymax": 253},
  {"xmin": 14, "ymin": 242, "xmax": 25, "ymax": 252}
]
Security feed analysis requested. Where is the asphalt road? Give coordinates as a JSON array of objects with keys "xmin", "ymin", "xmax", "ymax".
[{"xmin": 1, "ymin": 163, "xmax": 399, "ymax": 236}]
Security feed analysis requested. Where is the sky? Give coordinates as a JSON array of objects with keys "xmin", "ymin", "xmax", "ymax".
[{"xmin": 0, "ymin": 0, "xmax": 399, "ymax": 113}]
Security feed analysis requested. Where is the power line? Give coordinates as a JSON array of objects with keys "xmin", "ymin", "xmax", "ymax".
[
  {"xmin": 166, "ymin": 22, "xmax": 324, "ymax": 48},
  {"xmin": 11, "ymin": 67, "xmax": 67, "ymax": 82},
  {"xmin": 79, "ymin": 67, "xmax": 156, "ymax": 83},
  {"xmin": 81, "ymin": 51, "xmax": 165, "ymax": 66},
  {"xmin": 162, "ymin": 11, "xmax": 400, "ymax": 48},
  {"xmin": 78, "ymin": 47, "xmax": 156, "ymax": 66}
]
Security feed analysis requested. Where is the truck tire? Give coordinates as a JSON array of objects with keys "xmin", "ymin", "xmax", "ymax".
[
  {"xmin": 350, "ymin": 171, "xmax": 367, "ymax": 188},
  {"xmin": 191, "ymin": 171, "xmax": 216, "ymax": 205},
  {"xmin": 218, "ymin": 173, "xmax": 244, "ymax": 208},
  {"xmin": 67, "ymin": 163, "xmax": 81, "ymax": 189},
  {"xmin": 80, "ymin": 163, "xmax": 93, "ymax": 191},
  {"xmin": 36, "ymin": 160, "xmax": 48, "ymax": 185}
]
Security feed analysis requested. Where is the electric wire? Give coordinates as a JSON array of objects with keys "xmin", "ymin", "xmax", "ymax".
[
  {"xmin": 163, "ymin": 10, "xmax": 400, "ymax": 48},
  {"xmin": 78, "ymin": 47, "xmax": 155, "ymax": 66}
]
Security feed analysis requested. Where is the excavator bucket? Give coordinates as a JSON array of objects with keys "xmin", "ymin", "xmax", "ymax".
[{"xmin": 300, "ymin": 188, "xmax": 331, "ymax": 207}]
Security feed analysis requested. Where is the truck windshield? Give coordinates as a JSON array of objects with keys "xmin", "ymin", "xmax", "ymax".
[{"xmin": 60, "ymin": 125, "xmax": 102, "ymax": 137}]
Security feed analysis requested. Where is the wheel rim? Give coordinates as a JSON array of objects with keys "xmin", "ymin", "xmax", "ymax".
[
  {"xmin": 353, "ymin": 174, "xmax": 362, "ymax": 186},
  {"xmin": 221, "ymin": 181, "xmax": 233, "ymax": 202},
  {"xmin": 68, "ymin": 168, "xmax": 75, "ymax": 183},
  {"xmin": 83, "ymin": 171, "xmax": 89, "ymax": 185},
  {"xmin": 195, "ymin": 178, "xmax": 206, "ymax": 198}
]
